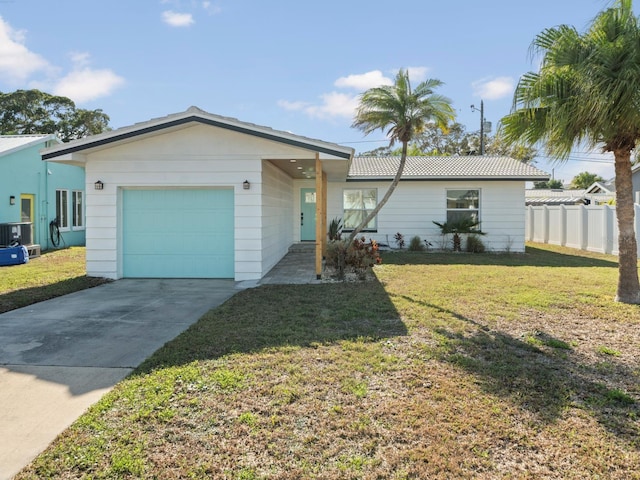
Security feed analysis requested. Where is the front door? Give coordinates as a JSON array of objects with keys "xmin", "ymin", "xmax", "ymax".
[
  {"xmin": 20, "ymin": 194, "xmax": 35, "ymax": 245},
  {"xmin": 300, "ymin": 188, "xmax": 316, "ymax": 241}
]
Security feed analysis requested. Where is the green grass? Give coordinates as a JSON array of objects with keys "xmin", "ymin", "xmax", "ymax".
[
  {"xmin": 0, "ymin": 247, "xmax": 109, "ymax": 313},
  {"xmin": 14, "ymin": 243, "xmax": 640, "ymax": 479}
]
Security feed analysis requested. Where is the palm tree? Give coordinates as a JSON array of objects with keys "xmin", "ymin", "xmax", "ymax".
[
  {"xmin": 348, "ymin": 69, "xmax": 455, "ymax": 244},
  {"xmin": 501, "ymin": 0, "xmax": 640, "ymax": 304}
]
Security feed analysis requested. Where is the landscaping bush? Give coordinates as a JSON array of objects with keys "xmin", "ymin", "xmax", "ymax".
[
  {"xmin": 325, "ymin": 237, "xmax": 381, "ymax": 280},
  {"xmin": 328, "ymin": 217, "xmax": 343, "ymax": 241},
  {"xmin": 393, "ymin": 232, "xmax": 405, "ymax": 249},
  {"xmin": 466, "ymin": 234, "xmax": 486, "ymax": 253},
  {"xmin": 408, "ymin": 235, "xmax": 425, "ymax": 251}
]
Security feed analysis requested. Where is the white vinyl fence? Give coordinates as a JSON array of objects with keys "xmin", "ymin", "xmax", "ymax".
[{"xmin": 526, "ymin": 204, "xmax": 640, "ymax": 258}]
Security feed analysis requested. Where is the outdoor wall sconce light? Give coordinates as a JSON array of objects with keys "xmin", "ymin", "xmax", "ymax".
[
  {"xmin": 9, "ymin": 195, "xmax": 15, "ymax": 205},
  {"xmin": 94, "ymin": 180, "xmax": 104, "ymax": 190},
  {"xmin": 243, "ymin": 180, "xmax": 250, "ymax": 190}
]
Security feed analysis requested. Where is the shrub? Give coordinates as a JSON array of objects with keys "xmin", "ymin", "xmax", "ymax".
[
  {"xmin": 408, "ymin": 235, "xmax": 425, "ymax": 251},
  {"xmin": 347, "ymin": 237, "xmax": 382, "ymax": 272},
  {"xmin": 393, "ymin": 232, "xmax": 405, "ymax": 249},
  {"xmin": 466, "ymin": 234, "xmax": 486, "ymax": 253},
  {"xmin": 328, "ymin": 218, "xmax": 343, "ymax": 241},
  {"xmin": 325, "ymin": 237, "xmax": 381, "ymax": 280}
]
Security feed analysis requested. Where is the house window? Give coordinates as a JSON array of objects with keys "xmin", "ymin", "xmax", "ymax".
[
  {"xmin": 72, "ymin": 191, "xmax": 84, "ymax": 229},
  {"xmin": 446, "ymin": 189, "xmax": 480, "ymax": 224},
  {"xmin": 56, "ymin": 189, "xmax": 69, "ymax": 230},
  {"xmin": 343, "ymin": 188, "xmax": 377, "ymax": 231}
]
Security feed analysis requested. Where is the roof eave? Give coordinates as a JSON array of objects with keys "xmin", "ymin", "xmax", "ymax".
[
  {"xmin": 42, "ymin": 112, "xmax": 353, "ymax": 161},
  {"xmin": 346, "ymin": 175, "xmax": 551, "ymax": 182}
]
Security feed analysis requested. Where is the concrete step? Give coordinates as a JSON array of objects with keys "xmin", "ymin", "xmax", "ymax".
[{"xmin": 288, "ymin": 242, "xmax": 316, "ymax": 253}]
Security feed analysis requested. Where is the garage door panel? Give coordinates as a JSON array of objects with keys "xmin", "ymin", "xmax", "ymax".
[{"xmin": 123, "ymin": 189, "xmax": 234, "ymax": 278}]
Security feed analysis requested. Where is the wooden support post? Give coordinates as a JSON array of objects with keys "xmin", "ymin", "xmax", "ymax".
[{"xmin": 315, "ymin": 153, "xmax": 324, "ymax": 279}]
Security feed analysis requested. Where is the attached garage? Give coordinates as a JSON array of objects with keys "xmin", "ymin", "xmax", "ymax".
[
  {"xmin": 122, "ymin": 188, "xmax": 234, "ymax": 278},
  {"xmin": 40, "ymin": 107, "xmax": 354, "ymax": 281}
]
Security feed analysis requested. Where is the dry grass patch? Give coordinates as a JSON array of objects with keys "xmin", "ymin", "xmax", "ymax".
[{"xmin": 16, "ymin": 243, "xmax": 639, "ymax": 479}]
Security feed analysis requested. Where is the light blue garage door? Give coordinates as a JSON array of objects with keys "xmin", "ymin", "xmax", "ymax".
[{"xmin": 123, "ymin": 189, "xmax": 234, "ymax": 278}]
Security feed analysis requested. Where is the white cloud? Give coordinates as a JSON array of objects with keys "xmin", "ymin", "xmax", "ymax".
[
  {"xmin": 162, "ymin": 10, "xmax": 195, "ymax": 27},
  {"xmin": 69, "ymin": 51, "xmax": 91, "ymax": 68},
  {"xmin": 281, "ymin": 67, "xmax": 431, "ymax": 122},
  {"xmin": 472, "ymin": 76, "xmax": 515, "ymax": 100},
  {"xmin": 0, "ymin": 16, "xmax": 50, "ymax": 83},
  {"xmin": 306, "ymin": 92, "xmax": 359, "ymax": 119},
  {"xmin": 0, "ymin": 18, "xmax": 124, "ymax": 103},
  {"xmin": 405, "ymin": 66, "xmax": 429, "ymax": 83},
  {"xmin": 335, "ymin": 70, "xmax": 392, "ymax": 90},
  {"xmin": 51, "ymin": 53, "xmax": 124, "ymax": 103},
  {"xmin": 53, "ymin": 68, "xmax": 125, "ymax": 103},
  {"xmin": 202, "ymin": 1, "xmax": 222, "ymax": 14},
  {"xmin": 279, "ymin": 92, "xmax": 359, "ymax": 120},
  {"xmin": 277, "ymin": 99, "xmax": 311, "ymax": 111}
]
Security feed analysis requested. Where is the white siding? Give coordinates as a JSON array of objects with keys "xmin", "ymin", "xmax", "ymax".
[
  {"xmin": 327, "ymin": 180, "xmax": 527, "ymax": 252},
  {"xmin": 261, "ymin": 161, "xmax": 294, "ymax": 276},
  {"xmin": 83, "ymin": 124, "xmax": 317, "ymax": 280}
]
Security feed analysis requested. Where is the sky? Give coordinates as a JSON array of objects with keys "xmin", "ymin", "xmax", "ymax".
[{"xmin": 0, "ymin": 0, "xmax": 625, "ymax": 184}]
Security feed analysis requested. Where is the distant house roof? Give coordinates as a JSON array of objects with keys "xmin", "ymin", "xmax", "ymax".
[
  {"xmin": 0, "ymin": 134, "xmax": 61, "ymax": 157},
  {"xmin": 41, "ymin": 106, "xmax": 354, "ymax": 162},
  {"xmin": 348, "ymin": 156, "xmax": 550, "ymax": 181},
  {"xmin": 525, "ymin": 188, "xmax": 614, "ymax": 206},
  {"xmin": 585, "ymin": 179, "xmax": 616, "ymax": 194},
  {"xmin": 525, "ymin": 189, "xmax": 587, "ymax": 206}
]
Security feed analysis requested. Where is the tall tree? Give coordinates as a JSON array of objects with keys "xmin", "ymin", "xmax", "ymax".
[
  {"xmin": 414, "ymin": 122, "xmax": 470, "ymax": 156},
  {"xmin": 571, "ymin": 171, "xmax": 605, "ymax": 189},
  {"xmin": 350, "ymin": 69, "xmax": 455, "ymax": 243},
  {"xmin": 377, "ymin": 123, "xmax": 538, "ymax": 162},
  {"xmin": 484, "ymin": 131, "xmax": 538, "ymax": 163},
  {"xmin": 533, "ymin": 179, "xmax": 564, "ymax": 189},
  {"xmin": 502, "ymin": 0, "xmax": 640, "ymax": 303},
  {"xmin": 0, "ymin": 89, "xmax": 110, "ymax": 142}
]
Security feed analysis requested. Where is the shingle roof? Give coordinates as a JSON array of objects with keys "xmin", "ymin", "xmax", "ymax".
[
  {"xmin": 0, "ymin": 134, "xmax": 58, "ymax": 157},
  {"xmin": 348, "ymin": 156, "xmax": 550, "ymax": 181}
]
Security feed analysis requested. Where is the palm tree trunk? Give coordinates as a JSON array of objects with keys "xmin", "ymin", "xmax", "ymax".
[
  {"xmin": 347, "ymin": 142, "xmax": 408, "ymax": 244},
  {"xmin": 613, "ymin": 149, "xmax": 640, "ymax": 304}
]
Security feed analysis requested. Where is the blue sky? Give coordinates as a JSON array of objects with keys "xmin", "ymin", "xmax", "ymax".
[{"xmin": 0, "ymin": 0, "xmax": 622, "ymax": 183}]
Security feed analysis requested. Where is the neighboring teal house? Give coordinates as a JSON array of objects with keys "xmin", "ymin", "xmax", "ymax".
[{"xmin": 0, "ymin": 135, "xmax": 86, "ymax": 253}]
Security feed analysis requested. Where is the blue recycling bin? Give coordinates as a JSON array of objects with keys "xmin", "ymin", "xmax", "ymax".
[{"xmin": 0, "ymin": 245, "xmax": 29, "ymax": 266}]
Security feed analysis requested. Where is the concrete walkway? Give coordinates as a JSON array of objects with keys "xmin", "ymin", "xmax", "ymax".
[
  {"xmin": 0, "ymin": 279, "xmax": 239, "ymax": 480},
  {"xmin": 260, "ymin": 252, "xmax": 320, "ymax": 285},
  {"xmin": 260, "ymin": 244, "xmax": 320, "ymax": 285}
]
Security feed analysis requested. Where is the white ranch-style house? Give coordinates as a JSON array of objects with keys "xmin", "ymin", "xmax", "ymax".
[{"xmin": 42, "ymin": 107, "xmax": 550, "ymax": 281}]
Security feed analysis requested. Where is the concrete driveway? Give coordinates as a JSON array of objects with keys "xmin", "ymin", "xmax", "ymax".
[{"xmin": 0, "ymin": 278, "xmax": 240, "ymax": 480}]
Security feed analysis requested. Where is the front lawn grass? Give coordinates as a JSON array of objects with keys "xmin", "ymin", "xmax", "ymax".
[
  {"xmin": 17, "ymin": 243, "xmax": 640, "ymax": 479},
  {"xmin": 0, "ymin": 247, "xmax": 109, "ymax": 313}
]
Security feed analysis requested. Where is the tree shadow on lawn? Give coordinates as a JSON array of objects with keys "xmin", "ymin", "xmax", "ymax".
[
  {"xmin": 395, "ymin": 293, "xmax": 639, "ymax": 443},
  {"xmin": 136, "ymin": 279, "xmax": 406, "ymax": 374},
  {"xmin": 0, "ymin": 276, "xmax": 110, "ymax": 314},
  {"xmin": 383, "ymin": 245, "xmax": 619, "ymax": 268}
]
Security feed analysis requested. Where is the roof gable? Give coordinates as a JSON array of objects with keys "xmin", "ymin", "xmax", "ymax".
[
  {"xmin": 585, "ymin": 180, "xmax": 615, "ymax": 194},
  {"xmin": 42, "ymin": 107, "xmax": 354, "ymax": 161},
  {"xmin": 348, "ymin": 156, "xmax": 550, "ymax": 181}
]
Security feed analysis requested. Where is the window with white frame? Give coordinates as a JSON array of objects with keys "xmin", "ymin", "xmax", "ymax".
[
  {"xmin": 343, "ymin": 188, "xmax": 377, "ymax": 231},
  {"xmin": 55, "ymin": 189, "xmax": 69, "ymax": 230},
  {"xmin": 446, "ymin": 189, "xmax": 480, "ymax": 224},
  {"xmin": 72, "ymin": 190, "xmax": 84, "ymax": 229}
]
